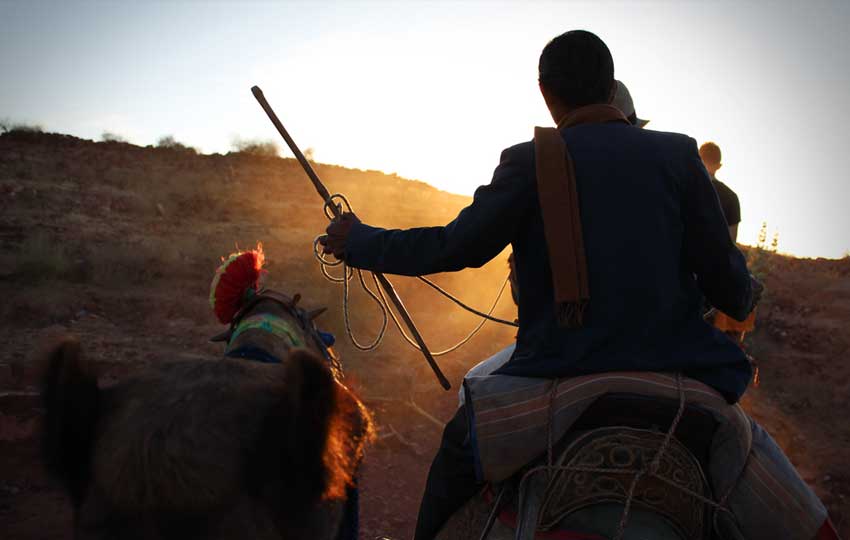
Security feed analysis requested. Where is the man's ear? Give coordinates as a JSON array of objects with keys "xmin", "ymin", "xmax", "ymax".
[
  {"xmin": 539, "ymin": 81, "xmax": 553, "ymax": 107},
  {"xmin": 607, "ymin": 80, "xmax": 617, "ymax": 104},
  {"xmin": 539, "ymin": 82, "xmax": 564, "ymax": 125}
]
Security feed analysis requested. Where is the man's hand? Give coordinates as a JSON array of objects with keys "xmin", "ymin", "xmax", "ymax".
[{"xmin": 319, "ymin": 212, "xmax": 361, "ymax": 261}]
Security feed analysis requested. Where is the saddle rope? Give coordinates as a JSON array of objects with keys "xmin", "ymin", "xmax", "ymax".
[
  {"xmin": 313, "ymin": 193, "xmax": 518, "ymax": 355},
  {"xmin": 510, "ymin": 373, "xmax": 737, "ymax": 540}
]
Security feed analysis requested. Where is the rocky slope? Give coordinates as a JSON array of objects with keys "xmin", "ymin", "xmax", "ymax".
[{"xmin": 0, "ymin": 130, "xmax": 846, "ymax": 538}]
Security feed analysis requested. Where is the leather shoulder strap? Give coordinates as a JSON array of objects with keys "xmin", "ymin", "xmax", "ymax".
[{"xmin": 533, "ymin": 127, "xmax": 589, "ymax": 327}]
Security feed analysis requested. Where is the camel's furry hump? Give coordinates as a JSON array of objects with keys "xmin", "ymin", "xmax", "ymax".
[{"xmin": 42, "ymin": 338, "xmax": 363, "ymax": 526}]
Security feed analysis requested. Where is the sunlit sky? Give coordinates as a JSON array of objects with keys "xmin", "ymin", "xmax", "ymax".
[{"xmin": 2, "ymin": 1, "xmax": 849, "ymax": 258}]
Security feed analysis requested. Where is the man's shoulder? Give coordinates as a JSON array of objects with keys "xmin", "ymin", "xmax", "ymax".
[
  {"xmin": 638, "ymin": 127, "xmax": 697, "ymax": 150},
  {"xmin": 712, "ymin": 178, "xmax": 740, "ymax": 200},
  {"xmin": 568, "ymin": 124, "xmax": 699, "ymax": 156},
  {"xmin": 500, "ymin": 140, "xmax": 535, "ymax": 164}
]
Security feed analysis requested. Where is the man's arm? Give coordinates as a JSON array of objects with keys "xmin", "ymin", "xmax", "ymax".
[
  {"xmin": 727, "ymin": 188, "xmax": 741, "ymax": 242},
  {"xmin": 728, "ymin": 224, "xmax": 739, "ymax": 243},
  {"xmin": 681, "ymin": 139, "xmax": 753, "ymax": 321},
  {"xmin": 343, "ymin": 144, "xmax": 535, "ymax": 276}
]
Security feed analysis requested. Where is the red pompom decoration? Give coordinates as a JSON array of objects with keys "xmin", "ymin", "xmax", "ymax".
[{"xmin": 209, "ymin": 244, "xmax": 265, "ymax": 324}]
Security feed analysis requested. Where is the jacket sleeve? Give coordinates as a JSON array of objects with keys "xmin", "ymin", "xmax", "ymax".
[
  {"xmin": 344, "ymin": 144, "xmax": 535, "ymax": 276},
  {"xmin": 681, "ymin": 138, "xmax": 753, "ymax": 320}
]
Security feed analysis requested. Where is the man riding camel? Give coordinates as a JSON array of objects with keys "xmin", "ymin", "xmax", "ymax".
[
  {"xmin": 455, "ymin": 77, "xmax": 653, "ymax": 396},
  {"xmin": 321, "ymin": 30, "xmax": 835, "ymax": 540}
]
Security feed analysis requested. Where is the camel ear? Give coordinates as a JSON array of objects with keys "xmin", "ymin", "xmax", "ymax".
[
  {"xmin": 307, "ymin": 307, "xmax": 327, "ymax": 321},
  {"xmin": 41, "ymin": 338, "xmax": 100, "ymax": 505},
  {"xmin": 248, "ymin": 349, "xmax": 338, "ymax": 518}
]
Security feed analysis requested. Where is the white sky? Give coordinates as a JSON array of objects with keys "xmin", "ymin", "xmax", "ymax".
[{"xmin": 2, "ymin": 0, "xmax": 849, "ymax": 258}]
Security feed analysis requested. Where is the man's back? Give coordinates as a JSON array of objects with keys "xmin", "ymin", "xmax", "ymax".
[
  {"xmin": 712, "ymin": 178, "xmax": 741, "ymax": 227},
  {"xmin": 497, "ymin": 122, "xmax": 752, "ymax": 402}
]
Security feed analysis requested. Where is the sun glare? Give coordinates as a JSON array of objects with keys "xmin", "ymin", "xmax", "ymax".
[{"xmin": 2, "ymin": 1, "xmax": 847, "ymax": 258}]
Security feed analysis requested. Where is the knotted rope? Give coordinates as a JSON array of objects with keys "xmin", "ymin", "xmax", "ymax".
[{"xmin": 313, "ymin": 193, "xmax": 517, "ymax": 355}]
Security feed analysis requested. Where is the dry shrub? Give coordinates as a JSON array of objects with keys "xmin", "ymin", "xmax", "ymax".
[
  {"xmin": 101, "ymin": 132, "xmax": 127, "ymax": 143},
  {"xmin": 0, "ymin": 120, "xmax": 43, "ymax": 134},
  {"xmin": 747, "ymin": 221, "xmax": 779, "ymax": 281},
  {"xmin": 231, "ymin": 138, "xmax": 279, "ymax": 157},
  {"xmin": 156, "ymin": 135, "xmax": 197, "ymax": 154}
]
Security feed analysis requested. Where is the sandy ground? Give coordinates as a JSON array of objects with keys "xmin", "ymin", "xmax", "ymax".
[{"xmin": 1, "ymin": 131, "xmax": 847, "ymax": 538}]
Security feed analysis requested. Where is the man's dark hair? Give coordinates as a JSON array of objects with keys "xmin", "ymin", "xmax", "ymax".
[{"xmin": 538, "ymin": 30, "xmax": 614, "ymax": 108}]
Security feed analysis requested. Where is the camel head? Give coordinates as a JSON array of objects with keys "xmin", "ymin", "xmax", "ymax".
[{"xmin": 41, "ymin": 338, "xmax": 367, "ymax": 539}]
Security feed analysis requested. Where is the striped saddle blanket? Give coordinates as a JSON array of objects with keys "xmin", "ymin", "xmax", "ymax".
[{"xmin": 462, "ymin": 371, "xmax": 827, "ymax": 539}]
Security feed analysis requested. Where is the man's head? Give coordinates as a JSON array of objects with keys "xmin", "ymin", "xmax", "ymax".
[
  {"xmin": 538, "ymin": 30, "xmax": 615, "ymax": 123},
  {"xmin": 699, "ymin": 142, "xmax": 722, "ymax": 176}
]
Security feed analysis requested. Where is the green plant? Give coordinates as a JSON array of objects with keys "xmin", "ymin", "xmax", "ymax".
[{"xmin": 14, "ymin": 233, "xmax": 70, "ymax": 281}]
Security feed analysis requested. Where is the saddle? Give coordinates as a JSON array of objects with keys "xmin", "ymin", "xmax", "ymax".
[
  {"xmin": 500, "ymin": 395, "xmax": 717, "ymax": 540},
  {"xmin": 463, "ymin": 372, "xmax": 754, "ymax": 540}
]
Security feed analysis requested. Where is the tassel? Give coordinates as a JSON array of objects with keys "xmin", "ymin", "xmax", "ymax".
[
  {"xmin": 556, "ymin": 301, "xmax": 587, "ymax": 329},
  {"xmin": 209, "ymin": 244, "xmax": 265, "ymax": 324}
]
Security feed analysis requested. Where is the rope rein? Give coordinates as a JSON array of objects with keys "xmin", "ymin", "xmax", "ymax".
[{"xmin": 313, "ymin": 193, "xmax": 517, "ymax": 355}]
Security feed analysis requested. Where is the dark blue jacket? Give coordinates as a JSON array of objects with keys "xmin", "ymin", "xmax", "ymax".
[{"xmin": 346, "ymin": 122, "xmax": 753, "ymax": 403}]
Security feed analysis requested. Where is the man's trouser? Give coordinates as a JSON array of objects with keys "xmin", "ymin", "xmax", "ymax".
[{"xmin": 414, "ymin": 405, "xmax": 479, "ymax": 540}]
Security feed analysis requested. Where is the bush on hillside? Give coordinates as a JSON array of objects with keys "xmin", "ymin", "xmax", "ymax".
[
  {"xmin": 747, "ymin": 221, "xmax": 779, "ymax": 281},
  {"xmin": 0, "ymin": 120, "xmax": 44, "ymax": 134},
  {"xmin": 157, "ymin": 135, "xmax": 197, "ymax": 154},
  {"xmin": 232, "ymin": 137, "xmax": 279, "ymax": 157},
  {"xmin": 101, "ymin": 131, "xmax": 127, "ymax": 143}
]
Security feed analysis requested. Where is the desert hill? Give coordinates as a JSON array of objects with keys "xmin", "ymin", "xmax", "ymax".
[
  {"xmin": 0, "ymin": 130, "xmax": 847, "ymax": 538},
  {"xmin": 0, "ymin": 130, "xmax": 517, "ymax": 385}
]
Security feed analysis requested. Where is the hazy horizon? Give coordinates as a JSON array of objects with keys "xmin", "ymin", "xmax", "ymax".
[{"xmin": 2, "ymin": 0, "xmax": 849, "ymax": 258}]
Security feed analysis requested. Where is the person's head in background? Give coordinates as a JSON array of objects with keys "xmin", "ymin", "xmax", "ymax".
[
  {"xmin": 699, "ymin": 142, "xmax": 722, "ymax": 177},
  {"xmin": 611, "ymin": 80, "xmax": 649, "ymax": 128}
]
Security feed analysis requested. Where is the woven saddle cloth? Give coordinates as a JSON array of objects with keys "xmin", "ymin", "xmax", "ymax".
[{"xmin": 463, "ymin": 371, "xmax": 752, "ymax": 500}]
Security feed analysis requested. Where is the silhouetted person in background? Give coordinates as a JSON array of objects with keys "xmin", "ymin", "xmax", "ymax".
[
  {"xmin": 699, "ymin": 141, "xmax": 757, "ymax": 344},
  {"xmin": 700, "ymin": 141, "xmax": 741, "ymax": 241}
]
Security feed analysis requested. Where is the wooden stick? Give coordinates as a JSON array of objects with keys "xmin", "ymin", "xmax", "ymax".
[{"xmin": 251, "ymin": 85, "xmax": 450, "ymax": 390}]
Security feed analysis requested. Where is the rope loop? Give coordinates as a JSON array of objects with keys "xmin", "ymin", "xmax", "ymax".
[
  {"xmin": 324, "ymin": 193, "xmax": 353, "ymax": 220},
  {"xmin": 314, "ymin": 192, "xmax": 517, "ymax": 356},
  {"xmin": 313, "ymin": 235, "xmax": 344, "ymax": 268}
]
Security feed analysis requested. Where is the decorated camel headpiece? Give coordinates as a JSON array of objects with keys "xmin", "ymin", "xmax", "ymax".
[{"xmin": 209, "ymin": 244, "xmax": 265, "ymax": 325}]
